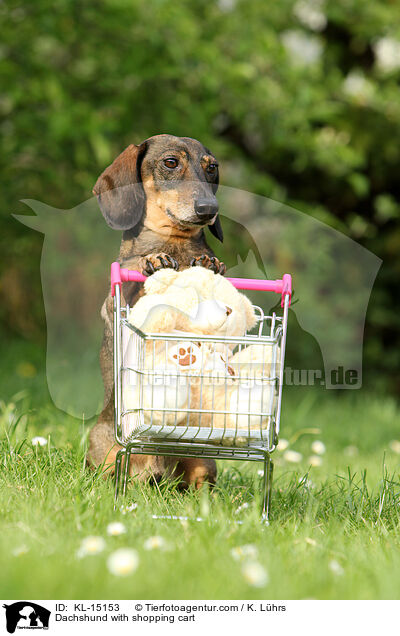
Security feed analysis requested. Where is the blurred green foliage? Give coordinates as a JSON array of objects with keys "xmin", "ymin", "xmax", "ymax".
[{"xmin": 0, "ymin": 0, "xmax": 399, "ymax": 391}]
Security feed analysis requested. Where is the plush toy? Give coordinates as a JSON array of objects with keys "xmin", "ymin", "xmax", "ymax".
[
  {"xmin": 127, "ymin": 266, "xmax": 256, "ymax": 339},
  {"xmin": 200, "ymin": 343, "xmax": 280, "ymax": 442},
  {"xmin": 122, "ymin": 267, "xmax": 257, "ymax": 430}
]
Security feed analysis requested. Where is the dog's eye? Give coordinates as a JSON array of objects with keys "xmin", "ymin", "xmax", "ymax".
[
  {"xmin": 206, "ymin": 163, "xmax": 218, "ymax": 175},
  {"xmin": 163, "ymin": 157, "xmax": 179, "ymax": 169}
]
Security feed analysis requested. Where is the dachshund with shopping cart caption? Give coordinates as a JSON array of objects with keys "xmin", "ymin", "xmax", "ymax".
[{"xmin": 88, "ymin": 134, "xmax": 225, "ymax": 488}]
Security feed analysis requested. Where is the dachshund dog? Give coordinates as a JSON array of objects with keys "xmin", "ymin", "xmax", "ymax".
[{"xmin": 87, "ymin": 134, "xmax": 226, "ymax": 488}]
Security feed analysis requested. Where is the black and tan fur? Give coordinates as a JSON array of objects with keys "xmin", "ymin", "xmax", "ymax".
[{"xmin": 88, "ymin": 134, "xmax": 226, "ymax": 488}]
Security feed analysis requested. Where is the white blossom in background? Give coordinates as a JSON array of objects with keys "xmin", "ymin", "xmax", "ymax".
[
  {"xmin": 309, "ymin": 455, "xmax": 323, "ymax": 467},
  {"xmin": 329, "ymin": 559, "xmax": 344, "ymax": 576},
  {"xmin": 242, "ymin": 561, "xmax": 269, "ymax": 587},
  {"xmin": 107, "ymin": 548, "xmax": 139, "ymax": 576},
  {"xmin": 343, "ymin": 71, "xmax": 374, "ymax": 99},
  {"xmin": 217, "ymin": 0, "xmax": 236, "ymax": 12},
  {"xmin": 144, "ymin": 536, "xmax": 167, "ymax": 551},
  {"xmin": 107, "ymin": 522, "xmax": 127, "ymax": 536},
  {"xmin": 231, "ymin": 544, "xmax": 259, "ymax": 562},
  {"xmin": 31, "ymin": 436, "xmax": 47, "ymax": 447},
  {"xmin": 293, "ymin": 0, "xmax": 327, "ymax": 32},
  {"xmin": 299, "ymin": 477, "xmax": 315, "ymax": 489},
  {"xmin": 76, "ymin": 536, "xmax": 106, "ymax": 558},
  {"xmin": 389, "ymin": 440, "xmax": 400, "ymax": 454},
  {"xmin": 281, "ymin": 30, "xmax": 323, "ymax": 66},
  {"xmin": 344, "ymin": 445, "xmax": 359, "ymax": 457},
  {"xmin": 283, "ymin": 449, "xmax": 303, "ymax": 463},
  {"xmin": 311, "ymin": 440, "xmax": 326, "ymax": 455},
  {"xmin": 120, "ymin": 502, "xmax": 137, "ymax": 514},
  {"xmin": 374, "ymin": 37, "xmax": 400, "ymax": 73},
  {"xmin": 12, "ymin": 544, "xmax": 29, "ymax": 557},
  {"xmin": 234, "ymin": 502, "xmax": 249, "ymax": 515},
  {"xmin": 305, "ymin": 537, "xmax": 317, "ymax": 547},
  {"xmin": 277, "ymin": 438, "xmax": 289, "ymax": 451}
]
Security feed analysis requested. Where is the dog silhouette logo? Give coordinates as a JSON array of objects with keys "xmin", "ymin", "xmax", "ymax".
[{"xmin": 3, "ymin": 602, "xmax": 51, "ymax": 633}]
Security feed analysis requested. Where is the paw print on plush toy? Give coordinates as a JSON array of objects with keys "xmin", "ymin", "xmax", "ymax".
[
  {"xmin": 173, "ymin": 345, "xmax": 199, "ymax": 367},
  {"xmin": 168, "ymin": 343, "xmax": 203, "ymax": 370}
]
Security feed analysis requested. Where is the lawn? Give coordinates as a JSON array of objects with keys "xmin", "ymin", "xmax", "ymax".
[{"xmin": 1, "ymin": 342, "xmax": 400, "ymax": 600}]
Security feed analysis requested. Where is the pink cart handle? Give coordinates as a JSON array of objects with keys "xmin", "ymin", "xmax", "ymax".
[{"xmin": 110, "ymin": 261, "xmax": 292, "ymax": 307}]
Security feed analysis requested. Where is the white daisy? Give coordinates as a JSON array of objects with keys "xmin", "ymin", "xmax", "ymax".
[
  {"xmin": 311, "ymin": 440, "xmax": 326, "ymax": 455},
  {"xmin": 309, "ymin": 455, "xmax": 323, "ymax": 467},
  {"xmin": 242, "ymin": 561, "xmax": 269, "ymax": 587},
  {"xmin": 389, "ymin": 440, "xmax": 400, "ymax": 454},
  {"xmin": 107, "ymin": 522, "xmax": 127, "ymax": 536},
  {"xmin": 344, "ymin": 445, "xmax": 359, "ymax": 457},
  {"xmin": 298, "ymin": 477, "xmax": 315, "ymax": 489},
  {"xmin": 231, "ymin": 544, "xmax": 258, "ymax": 562},
  {"xmin": 234, "ymin": 502, "xmax": 249, "ymax": 515},
  {"xmin": 31, "ymin": 436, "xmax": 47, "ymax": 447},
  {"xmin": 305, "ymin": 537, "xmax": 317, "ymax": 547},
  {"xmin": 76, "ymin": 536, "xmax": 106, "ymax": 558},
  {"xmin": 329, "ymin": 559, "xmax": 344, "ymax": 576},
  {"xmin": 283, "ymin": 449, "xmax": 303, "ymax": 463},
  {"xmin": 12, "ymin": 544, "xmax": 29, "ymax": 557},
  {"xmin": 277, "ymin": 438, "xmax": 289, "ymax": 451},
  {"xmin": 107, "ymin": 548, "xmax": 139, "ymax": 576},
  {"xmin": 143, "ymin": 536, "xmax": 167, "ymax": 551},
  {"xmin": 120, "ymin": 502, "xmax": 137, "ymax": 514}
]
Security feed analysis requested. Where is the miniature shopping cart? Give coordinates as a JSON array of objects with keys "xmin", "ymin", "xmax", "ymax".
[{"xmin": 110, "ymin": 261, "xmax": 292, "ymax": 522}]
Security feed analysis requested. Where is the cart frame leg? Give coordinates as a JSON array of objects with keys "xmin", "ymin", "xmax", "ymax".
[
  {"xmin": 114, "ymin": 448, "xmax": 275, "ymax": 524},
  {"xmin": 113, "ymin": 449, "xmax": 124, "ymax": 510},
  {"xmin": 261, "ymin": 455, "xmax": 274, "ymax": 524},
  {"xmin": 121, "ymin": 448, "xmax": 132, "ymax": 497}
]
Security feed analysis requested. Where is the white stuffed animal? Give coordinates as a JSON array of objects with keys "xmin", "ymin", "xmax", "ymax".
[
  {"xmin": 200, "ymin": 343, "xmax": 281, "ymax": 441},
  {"xmin": 127, "ymin": 266, "xmax": 256, "ymax": 339},
  {"xmin": 122, "ymin": 267, "xmax": 257, "ymax": 431}
]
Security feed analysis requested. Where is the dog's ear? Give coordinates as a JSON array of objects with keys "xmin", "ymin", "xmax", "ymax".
[
  {"xmin": 208, "ymin": 168, "xmax": 223, "ymax": 241},
  {"xmin": 209, "ymin": 215, "xmax": 223, "ymax": 242},
  {"xmin": 93, "ymin": 142, "xmax": 147, "ymax": 230}
]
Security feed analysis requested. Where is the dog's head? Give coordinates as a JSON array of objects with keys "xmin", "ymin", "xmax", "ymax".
[{"xmin": 93, "ymin": 134, "xmax": 223, "ymax": 241}]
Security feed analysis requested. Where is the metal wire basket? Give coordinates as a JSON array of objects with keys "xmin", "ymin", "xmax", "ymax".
[{"xmin": 110, "ymin": 262, "xmax": 292, "ymax": 522}]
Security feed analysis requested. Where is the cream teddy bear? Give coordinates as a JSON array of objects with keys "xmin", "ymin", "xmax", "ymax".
[
  {"xmin": 127, "ymin": 266, "xmax": 256, "ymax": 339},
  {"xmin": 122, "ymin": 267, "xmax": 257, "ymax": 433},
  {"xmin": 200, "ymin": 343, "xmax": 281, "ymax": 444}
]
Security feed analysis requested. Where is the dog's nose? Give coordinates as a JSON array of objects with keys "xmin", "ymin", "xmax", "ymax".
[{"xmin": 194, "ymin": 198, "xmax": 219, "ymax": 220}]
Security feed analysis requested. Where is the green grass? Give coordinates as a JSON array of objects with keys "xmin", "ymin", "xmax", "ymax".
[{"xmin": 1, "ymin": 373, "xmax": 400, "ymax": 599}]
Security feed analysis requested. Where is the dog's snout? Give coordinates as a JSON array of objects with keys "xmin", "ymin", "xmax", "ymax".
[{"xmin": 194, "ymin": 198, "xmax": 219, "ymax": 220}]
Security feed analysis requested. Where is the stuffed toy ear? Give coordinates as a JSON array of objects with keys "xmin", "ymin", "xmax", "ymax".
[
  {"xmin": 128, "ymin": 295, "xmax": 177, "ymax": 333},
  {"xmin": 143, "ymin": 268, "xmax": 180, "ymax": 295},
  {"xmin": 241, "ymin": 294, "xmax": 257, "ymax": 331},
  {"xmin": 93, "ymin": 142, "xmax": 147, "ymax": 230}
]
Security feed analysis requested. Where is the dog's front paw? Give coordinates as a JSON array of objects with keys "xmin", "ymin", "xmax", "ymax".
[
  {"xmin": 139, "ymin": 253, "xmax": 179, "ymax": 276},
  {"xmin": 190, "ymin": 254, "xmax": 226, "ymax": 275}
]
